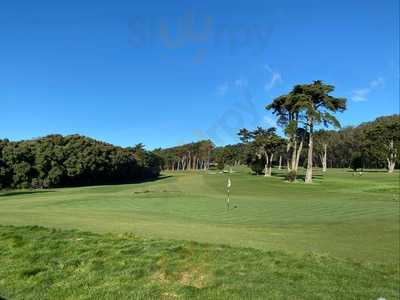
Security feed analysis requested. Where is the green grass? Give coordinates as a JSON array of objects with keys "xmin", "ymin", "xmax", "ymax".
[
  {"xmin": 0, "ymin": 168, "xmax": 398, "ymax": 263},
  {"xmin": 0, "ymin": 225, "xmax": 398, "ymax": 300},
  {"xmin": 0, "ymin": 168, "xmax": 399, "ymax": 299}
]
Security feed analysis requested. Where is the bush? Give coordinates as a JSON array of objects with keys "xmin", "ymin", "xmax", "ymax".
[
  {"xmin": 350, "ymin": 152, "xmax": 363, "ymax": 172},
  {"xmin": 249, "ymin": 157, "xmax": 265, "ymax": 175},
  {"xmin": 286, "ymin": 170, "xmax": 297, "ymax": 182}
]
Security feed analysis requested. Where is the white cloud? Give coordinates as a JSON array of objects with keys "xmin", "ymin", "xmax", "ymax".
[
  {"xmin": 351, "ymin": 88, "xmax": 369, "ymax": 102},
  {"xmin": 265, "ymin": 72, "xmax": 282, "ymax": 91},
  {"xmin": 351, "ymin": 77, "xmax": 385, "ymax": 102},
  {"xmin": 264, "ymin": 64, "xmax": 282, "ymax": 91},
  {"xmin": 370, "ymin": 77, "xmax": 384, "ymax": 88}
]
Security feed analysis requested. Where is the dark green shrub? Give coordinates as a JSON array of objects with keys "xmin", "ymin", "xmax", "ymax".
[
  {"xmin": 350, "ymin": 152, "xmax": 363, "ymax": 172},
  {"xmin": 249, "ymin": 157, "xmax": 266, "ymax": 175}
]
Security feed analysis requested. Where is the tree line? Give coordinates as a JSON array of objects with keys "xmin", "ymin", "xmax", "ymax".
[
  {"xmin": 154, "ymin": 140, "xmax": 214, "ymax": 171},
  {"xmin": 212, "ymin": 115, "xmax": 400, "ymax": 174},
  {"xmin": 0, "ymin": 135, "xmax": 162, "ymax": 189},
  {"xmin": 212, "ymin": 81, "xmax": 398, "ymax": 182},
  {"xmin": 213, "ymin": 114, "xmax": 399, "ymax": 178},
  {"xmin": 315, "ymin": 115, "xmax": 400, "ymax": 171}
]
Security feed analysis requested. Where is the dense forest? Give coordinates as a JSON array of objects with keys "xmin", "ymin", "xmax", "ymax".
[{"xmin": 0, "ymin": 135, "xmax": 162, "ymax": 189}]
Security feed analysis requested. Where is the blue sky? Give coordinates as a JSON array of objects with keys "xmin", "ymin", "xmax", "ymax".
[{"xmin": 1, "ymin": 0, "xmax": 398, "ymax": 149}]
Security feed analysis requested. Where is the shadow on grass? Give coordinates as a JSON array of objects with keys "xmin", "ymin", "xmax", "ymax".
[
  {"xmin": 0, "ymin": 175, "xmax": 173, "ymax": 196},
  {"xmin": 88, "ymin": 174, "xmax": 173, "ymax": 187},
  {"xmin": 266, "ymin": 172, "xmax": 325, "ymax": 181},
  {"xmin": 345, "ymin": 169, "xmax": 392, "ymax": 173},
  {"xmin": 139, "ymin": 174, "xmax": 172, "ymax": 182},
  {"xmin": 0, "ymin": 190, "xmax": 56, "ymax": 197}
]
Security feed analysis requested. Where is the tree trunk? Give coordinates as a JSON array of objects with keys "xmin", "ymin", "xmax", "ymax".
[
  {"xmin": 305, "ymin": 126, "xmax": 313, "ymax": 183},
  {"xmin": 322, "ymin": 144, "xmax": 327, "ymax": 172},
  {"xmin": 295, "ymin": 138, "xmax": 303, "ymax": 172},
  {"xmin": 387, "ymin": 158, "xmax": 396, "ymax": 173},
  {"xmin": 278, "ymin": 156, "xmax": 282, "ymax": 170},
  {"xmin": 264, "ymin": 152, "xmax": 269, "ymax": 177},
  {"xmin": 291, "ymin": 139, "xmax": 297, "ymax": 171},
  {"xmin": 182, "ymin": 157, "xmax": 186, "ymax": 170},
  {"xmin": 268, "ymin": 153, "xmax": 274, "ymax": 176},
  {"xmin": 192, "ymin": 155, "xmax": 196, "ymax": 170},
  {"xmin": 387, "ymin": 140, "xmax": 397, "ymax": 173}
]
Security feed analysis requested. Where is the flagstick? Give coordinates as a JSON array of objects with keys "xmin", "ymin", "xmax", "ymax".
[
  {"xmin": 226, "ymin": 187, "xmax": 230, "ymax": 211},
  {"xmin": 226, "ymin": 176, "xmax": 230, "ymax": 211}
]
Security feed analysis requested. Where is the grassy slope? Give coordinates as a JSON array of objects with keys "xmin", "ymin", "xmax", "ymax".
[
  {"xmin": 0, "ymin": 225, "xmax": 398, "ymax": 300},
  {"xmin": 0, "ymin": 168, "xmax": 398, "ymax": 263}
]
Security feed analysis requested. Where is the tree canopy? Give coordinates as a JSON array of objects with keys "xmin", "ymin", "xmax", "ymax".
[{"xmin": 0, "ymin": 135, "xmax": 162, "ymax": 189}]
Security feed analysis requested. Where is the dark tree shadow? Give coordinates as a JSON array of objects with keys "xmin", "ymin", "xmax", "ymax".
[
  {"xmin": 345, "ymin": 169, "xmax": 391, "ymax": 173},
  {"xmin": 0, "ymin": 175, "xmax": 173, "ymax": 195},
  {"xmin": 272, "ymin": 172, "xmax": 324, "ymax": 181},
  {"xmin": 85, "ymin": 174, "xmax": 173, "ymax": 187},
  {"xmin": 137, "ymin": 174, "xmax": 172, "ymax": 183},
  {"xmin": 0, "ymin": 190, "xmax": 56, "ymax": 197}
]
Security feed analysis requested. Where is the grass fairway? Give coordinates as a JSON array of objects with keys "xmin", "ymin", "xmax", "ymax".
[
  {"xmin": 1, "ymin": 225, "xmax": 399, "ymax": 300},
  {"xmin": 0, "ymin": 168, "xmax": 398, "ymax": 264},
  {"xmin": 0, "ymin": 168, "xmax": 399, "ymax": 299}
]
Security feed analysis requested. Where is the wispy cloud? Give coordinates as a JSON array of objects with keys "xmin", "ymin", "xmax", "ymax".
[
  {"xmin": 370, "ymin": 77, "xmax": 384, "ymax": 88},
  {"xmin": 351, "ymin": 88, "xmax": 370, "ymax": 102},
  {"xmin": 264, "ymin": 64, "xmax": 282, "ymax": 91},
  {"xmin": 351, "ymin": 77, "xmax": 384, "ymax": 102},
  {"xmin": 216, "ymin": 78, "xmax": 249, "ymax": 96},
  {"xmin": 216, "ymin": 82, "xmax": 229, "ymax": 96},
  {"xmin": 234, "ymin": 78, "xmax": 248, "ymax": 88}
]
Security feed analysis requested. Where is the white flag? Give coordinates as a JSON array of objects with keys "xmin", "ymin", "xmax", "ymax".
[{"xmin": 227, "ymin": 178, "xmax": 231, "ymax": 189}]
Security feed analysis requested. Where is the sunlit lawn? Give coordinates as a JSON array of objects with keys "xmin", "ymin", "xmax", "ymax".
[{"xmin": 0, "ymin": 167, "xmax": 398, "ymax": 263}]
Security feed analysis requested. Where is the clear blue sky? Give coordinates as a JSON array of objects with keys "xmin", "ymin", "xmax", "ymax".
[{"xmin": 1, "ymin": 0, "xmax": 398, "ymax": 149}]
